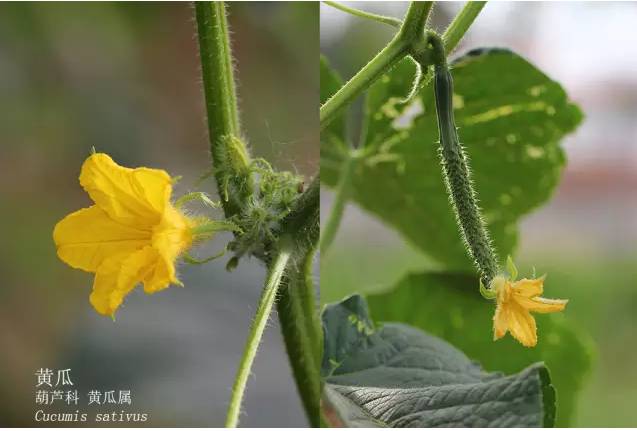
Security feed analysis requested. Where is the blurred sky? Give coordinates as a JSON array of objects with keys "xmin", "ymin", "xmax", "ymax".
[
  {"xmin": 321, "ymin": 2, "xmax": 637, "ymax": 427},
  {"xmin": 0, "ymin": 2, "xmax": 317, "ymax": 427}
]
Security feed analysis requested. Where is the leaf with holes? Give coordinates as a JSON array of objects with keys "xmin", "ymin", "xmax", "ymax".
[
  {"xmin": 322, "ymin": 294, "xmax": 557, "ymax": 427},
  {"xmin": 366, "ymin": 271, "xmax": 594, "ymax": 426},
  {"xmin": 320, "ymin": 48, "xmax": 583, "ymax": 269}
]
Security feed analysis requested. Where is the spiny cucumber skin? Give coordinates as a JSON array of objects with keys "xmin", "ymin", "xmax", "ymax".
[{"xmin": 434, "ymin": 65, "xmax": 499, "ymax": 284}]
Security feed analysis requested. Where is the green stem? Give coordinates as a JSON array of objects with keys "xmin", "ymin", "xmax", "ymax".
[
  {"xmin": 319, "ymin": 1, "xmax": 433, "ymax": 131},
  {"xmin": 290, "ymin": 249, "xmax": 321, "ymax": 368},
  {"xmin": 407, "ymin": 2, "xmax": 488, "ymax": 106},
  {"xmin": 320, "ymin": 37, "xmax": 406, "ymax": 131},
  {"xmin": 195, "ymin": 1, "xmax": 239, "ymax": 136},
  {"xmin": 195, "ymin": 2, "xmax": 253, "ymax": 218},
  {"xmin": 275, "ymin": 178, "xmax": 322, "ymax": 426},
  {"xmin": 225, "ymin": 245, "xmax": 292, "ymax": 428},
  {"xmin": 300, "ymin": 251, "xmax": 321, "ymax": 348},
  {"xmin": 320, "ymin": 153, "xmax": 356, "ymax": 256},
  {"xmin": 397, "ymin": 1, "xmax": 433, "ymax": 43},
  {"xmin": 276, "ymin": 251, "xmax": 321, "ymax": 426},
  {"xmin": 323, "ymin": 1, "xmax": 402, "ymax": 28},
  {"xmin": 442, "ymin": 1, "xmax": 487, "ymax": 53},
  {"xmin": 320, "ymin": 1, "xmax": 485, "ymax": 132},
  {"xmin": 319, "ymin": 2, "xmax": 434, "ymax": 250}
]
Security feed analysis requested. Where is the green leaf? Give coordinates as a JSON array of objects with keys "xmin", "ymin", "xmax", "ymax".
[
  {"xmin": 366, "ymin": 272, "xmax": 594, "ymax": 426},
  {"xmin": 322, "ymin": 294, "xmax": 557, "ymax": 427},
  {"xmin": 321, "ymin": 48, "xmax": 583, "ymax": 269}
]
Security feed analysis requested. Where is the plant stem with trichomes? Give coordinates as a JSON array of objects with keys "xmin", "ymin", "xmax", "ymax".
[
  {"xmin": 319, "ymin": 2, "xmax": 432, "ymax": 257},
  {"xmin": 320, "ymin": 2, "xmax": 432, "ymax": 131},
  {"xmin": 196, "ymin": 2, "xmax": 321, "ymax": 427},
  {"xmin": 225, "ymin": 245, "xmax": 292, "ymax": 427},
  {"xmin": 442, "ymin": 1, "xmax": 487, "ymax": 54},
  {"xmin": 195, "ymin": 1, "xmax": 253, "ymax": 218},
  {"xmin": 323, "ymin": 1, "xmax": 402, "ymax": 28},
  {"xmin": 276, "ymin": 179, "xmax": 322, "ymax": 426}
]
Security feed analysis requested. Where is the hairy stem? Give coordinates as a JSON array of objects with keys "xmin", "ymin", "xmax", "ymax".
[
  {"xmin": 276, "ymin": 177, "xmax": 322, "ymax": 426},
  {"xmin": 276, "ymin": 251, "xmax": 321, "ymax": 426},
  {"xmin": 323, "ymin": 1, "xmax": 401, "ymax": 28},
  {"xmin": 300, "ymin": 251, "xmax": 321, "ymax": 353},
  {"xmin": 442, "ymin": 1, "xmax": 487, "ymax": 53},
  {"xmin": 319, "ymin": 2, "xmax": 434, "ymax": 253},
  {"xmin": 408, "ymin": 2, "xmax": 488, "ymax": 93},
  {"xmin": 320, "ymin": 153, "xmax": 356, "ymax": 256},
  {"xmin": 398, "ymin": 1, "xmax": 433, "ymax": 42},
  {"xmin": 320, "ymin": 2, "xmax": 434, "ymax": 131},
  {"xmin": 320, "ymin": 37, "xmax": 406, "ymax": 131},
  {"xmin": 195, "ymin": 2, "xmax": 253, "ymax": 218},
  {"xmin": 225, "ymin": 245, "xmax": 292, "ymax": 428}
]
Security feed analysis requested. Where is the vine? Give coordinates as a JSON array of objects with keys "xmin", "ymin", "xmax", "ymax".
[{"xmin": 195, "ymin": 2, "xmax": 319, "ymax": 427}]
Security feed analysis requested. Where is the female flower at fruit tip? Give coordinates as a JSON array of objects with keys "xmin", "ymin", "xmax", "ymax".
[
  {"xmin": 481, "ymin": 256, "xmax": 568, "ymax": 348},
  {"xmin": 53, "ymin": 152, "xmax": 235, "ymax": 318}
]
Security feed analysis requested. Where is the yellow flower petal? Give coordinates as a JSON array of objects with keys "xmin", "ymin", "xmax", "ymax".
[
  {"xmin": 53, "ymin": 205, "xmax": 150, "ymax": 272},
  {"xmin": 79, "ymin": 153, "xmax": 172, "ymax": 226},
  {"xmin": 143, "ymin": 256, "xmax": 176, "ymax": 294},
  {"xmin": 505, "ymin": 302, "xmax": 537, "ymax": 347},
  {"xmin": 54, "ymin": 153, "xmax": 201, "ymax": 317},
  {"xmin": 515, "ymin": 296, "xmax": 568, "ymax": 314},
  {"xmin": 492, "ymin": 264, "xmax": 567, "ymax": 347},
  {"xmin": 493, "ymin": 303, "xmax": 508, "ymax": 340},
  {"xmin": 144, "ymin": 206, "xmax": 192, "ymax": 293},
  {"xmin": 90, "ymin": 246, "xmax": 158, "ymax": 316},
  {"xmin": 510, "ymin": 278, "xmax": 544, "ymax": 298}
]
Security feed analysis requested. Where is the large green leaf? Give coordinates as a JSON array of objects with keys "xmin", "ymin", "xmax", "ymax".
[
  {"xmin": 321, "ymin": 48, "xmax": 583, "ymax": 269},
  {"xmin": 322, "ymin": 294, "xmax": 556, "ymax": 427},
  {"xmin": 366, "ymin": 272, "xmax": 594, "ymax": 426}
]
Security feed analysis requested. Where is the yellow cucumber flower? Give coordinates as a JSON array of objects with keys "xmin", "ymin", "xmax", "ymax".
[
  {"xmin": 54, "ymin": 153, "xmax": 199, "ymax": 318},
  {"xmin": 490, "ymin": 259, "xmax": 568, "ymax": 347}
]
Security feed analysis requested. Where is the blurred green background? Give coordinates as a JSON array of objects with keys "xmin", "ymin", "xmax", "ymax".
[
  {"xmin": 0, "ymin": 2, "xmax": 317, "ymax": 427},
  {"xmin": 321, "ymin": 1, "xmax": 637, "ymax": 427}
]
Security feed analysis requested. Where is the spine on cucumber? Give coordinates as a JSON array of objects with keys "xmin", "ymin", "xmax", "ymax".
[{"xmin": 433, "ymin": 64, "xmax": 499, "ymax": 284}]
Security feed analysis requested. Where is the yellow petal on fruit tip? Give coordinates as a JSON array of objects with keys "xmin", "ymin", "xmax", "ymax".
[
  {"xmin": 511, "ymin": 278, "xmax": 544, "ymax": 298},
  {"xmin": 517, "ymin": 296, "xmax": 568, "ymax": 314}
]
